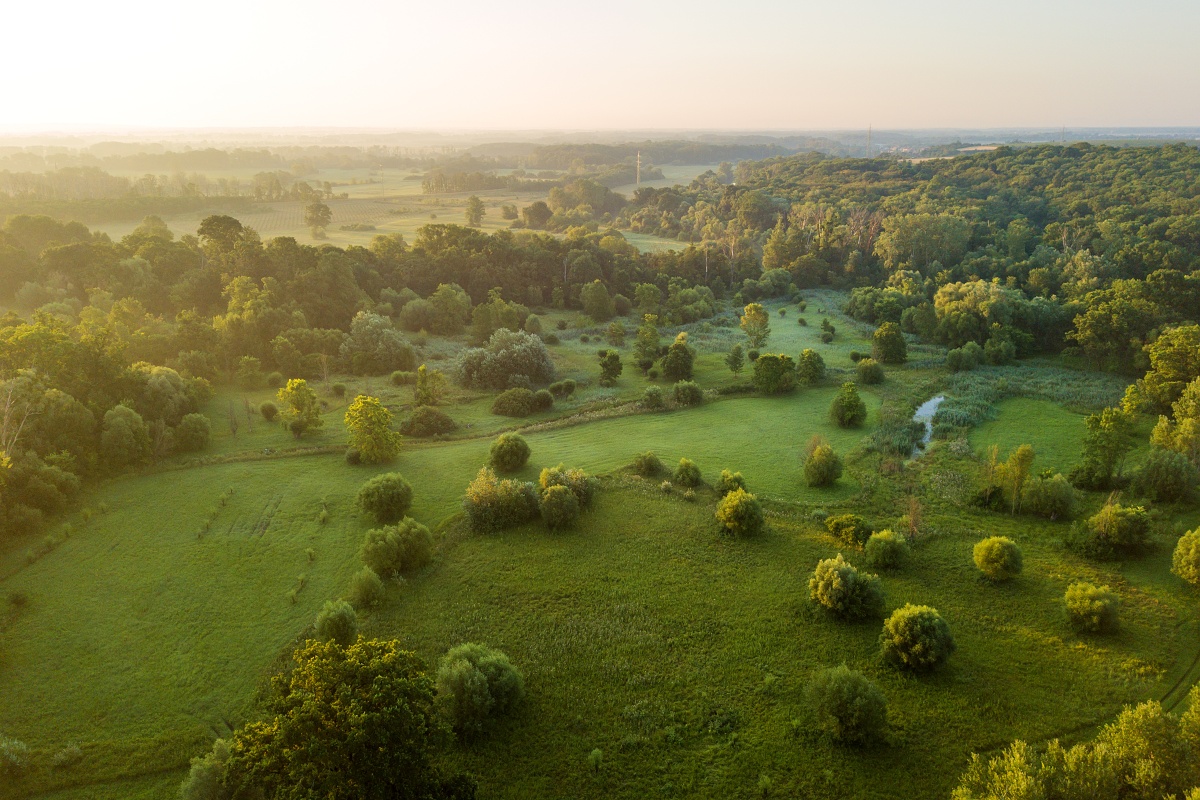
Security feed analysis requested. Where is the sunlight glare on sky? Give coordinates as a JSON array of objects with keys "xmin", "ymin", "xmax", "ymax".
[{"xmin": 2, "ymin": 0, "xmax": 1198, "ymax": 130}]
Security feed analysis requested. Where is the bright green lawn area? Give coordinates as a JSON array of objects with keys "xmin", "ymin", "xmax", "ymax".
[{"xmin": 969, "ymin": 398, "xmax": 1086, "ymax": 473}]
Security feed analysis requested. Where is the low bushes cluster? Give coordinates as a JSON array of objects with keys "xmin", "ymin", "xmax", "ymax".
[
  {"xmin": 804, "ymin": 437, "xmax": 844, "ymax": 488},
  {"xmin": 809, "ymin": 554, "xmax": 885, "ymax": 620},
  {"xmin": 715, "ymin": 469, "xmax": 746, "ymax": 496},
  {"xmin": 400, "ymin": 406, "xmax": 456, "ymax": 437},
  {"xmin": 315, "ymin": 599, "xmax": 358, "ymax": 647},
  {"xmin": 855, "ymin": 358, "xmax": 884, "ymax": 385},
  {"xmin": 973, "ymin": 536, "xmax": 1023, "ymax": 581},
  {"xmin": 358, "ymin": 517, "xmax": 433, "ymax": 577},
  {"xmin": 390, "ymin": 370, "xmax": 416, "ymax": 385},
  {"xmin": 642, "ymin": 385, "xmax": 665, "ymax": 410},
  {"xmin": 879, "ymin": 604, "xmax": 955, "ymax": 670},
  {"xmin": 1068, "ymin": 501, "xmax": 1151, "ymax": 559},
  {"xmin": 1020, "ymin": 474, "xmax": 1077, "ymax": 520},
  {"xmin": 863, "ymin": 530, "xmax": 909, "ymax": 570},
  {"xmin": 715, "ymin": 488, "xmax": 764, "ymax": 536},
  {"xmin": 436, "ymin": 643, "xmax": 525, "ymax": 737},
  {"xmin": 356, "ymin": 473, "xmax": 414, "ymax": 524},
  {"xmin": 826, "ymin": 514, "xmax": 872, "ymax": 547},
  {"xmin": 462, "ymin": 467, "xmax": 539, "ymax": 533},
  {"xmin": 548, "ymin": 379, "xmax": 576, "ymax": 399},
  {"xmin": 1173, "ymin": 529, "xmax": 1200, "ymax": 587},
  {"xmin": 674, "ymin": 458, "xmax": 702, "ymax": 487},
  {"xmin": 1064, "ymin": 582, "xmax": 1119, "ymax": 633},
  {"xmin": 488, "ymin": 433, "xmax": 531, "ymax": 472},
  {"xmin": 633, "ymin": 451, "xmax": 665, "ymax": 477},
  {"xmin": 806, "ymin": 665, "xmax": 888, "ymax": 744},
  {"xmin": 1131, "ymin": 448, "xmax": 1197, "ymax": 502},
  {"xmin": 673, "ymin": 380, "xmax": 703, "ymax": 407},
  {"xmin": 347, "ymin": 566, "xmax": 385, "ymax": 608},
  {"xmin": 491, "ymin": 387, "xmax": 536, "ymax": 417}
]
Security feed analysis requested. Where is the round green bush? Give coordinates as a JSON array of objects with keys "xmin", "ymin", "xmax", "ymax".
[
  {"xmin": 491, "ymin": 387, "xmax": 535, "ymax": 417},
  {"xmin": 633, "ymin": 451, "xmax": 665, "ymax": 477},
  {"xmin": 436, "ymin": 643, "xmax": 525, "ymax": 737},
  {"xmin": 715, "ymin": 488, "xmax": 763, "ymax": 536},
  {"xmin": 540, "ymin": 484, "xmax": 581, "ymax": 530},
  {"xmin": 830, "ymin": 382, "xmax": 867, "ymax": 428},
  {"xmin": 532, "ymin": 389, "xmax": 554, "ymax": 412},
  {"xmin": 674, "ymin": 458, "xmax": 702, "ymax": 487},
  {"xmin": 672, "ymin": 380, "xmax": 703, "ymax": 407},
  {"xmin": 259, "ymin": 401, "xmax": 279, "ymax": 421},
  {"xmin": 1076, "ymin": 502, "xmax": 1150, "ymax": 558},
  {"xmin": 805, "ymin": 444, "xmax": 844, "ymax": 487},
  {"xmin": 462, "ymin": 467, "xmax": 540, "ymax": 533},
  {"xmin": 548, "ymin": 379, "xmax": 576, "ymax": 398},
  {"xmin": 825, "ymin": 514, "xmax": 871, "ymax": 547},
  {"xmin": 820, "ymin": 331, "xmax": 834, "ymax": 344},
  {"xmin": 806, "ymin": 665, "xmax": 888, "ymax": 744},
  {"xmin": 864, "ymin": 530, "xmax": 909, "ymax": 570},
  {"xmin": 356, "ymin": 472, "xmax": 414, "ymax": 524},
  {"xmin": 1173, "ymin": 529, "xmax": 1200, "ymax": 588},
  {"xmin": 539, "ymin": 464, "xmax": 595, "ymax": 508},
  {"xmin": 879, "ymin": 604, "xmax": 955, "ymax": 670},
  {"xmin": 642, "ymin": 385, "xmax": 666, "ymax": 410},
  {"xmin": 716, "ymin": 469, "xmax": 747, "ymax": 496},
  {"xmin": 797, "ymin": 348, "xmax": 826, "ymax": 385},
  {"xmin": 174, "ymin": 413, "xmax": 211, "ymax": 453},
  {"xmin": 872, "ymin": 322, "xmax": 907, "ymax": 364},
  {"xmin": 1064, "ymin": 581, "xmax": 1119, "ymax": 633},
  {"xmin": 345, "ymin": 448, "xmax": 362, "ymax": 466},
  {"xmin": 855, "ymin": 358, "xmax": 884, "ymax": 385},
  {"xmin": 1020, "ymin": 474, "xmax": 1076, "ymax": 520},
  {"xmin": 400, "ymin": 406, "xmax": 456, "ymax": 437},
  {"xmin": 315, "ymin": 599, "xmax": 358, "ymax": 647},
  {"xmin": 266, "ymin": 371, "xmax": 284, "ymax": 389},
  {"xmin": 973, "ymin": 536, "xmax": 1023, "ymax": 581},
  {"xmin": 809, "ymin": 554, "xmax": 885, "ymax": 619},
  {"xmin": 331, "ymin": 383, "xmax": 347, "ymax": 398},
  {"xmin": 347, "ymin": 566, "xmax": 385, "ymax": 609},
  {"xmin": 1132, "ymin": 448, "xmax": 1197, "ymax": 503},
  {"xmin": 488, "ymin": 433, "xmax": 531, "ymax": 473},
  {"xmin": 358, "ymin": 518, "xmax": 433, "ymax": 577}
]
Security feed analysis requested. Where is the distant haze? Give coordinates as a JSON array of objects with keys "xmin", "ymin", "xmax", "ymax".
[{"xmin": 4, "ymin": 0, "xmax": 1198, "ymax": 131}]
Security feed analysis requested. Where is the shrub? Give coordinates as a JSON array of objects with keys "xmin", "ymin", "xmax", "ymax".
[
  {"xmin": 175, "ymin": 413, "xmax": 211, "ymax": 452},
  {"xmin": 747, "ymin": 349, "xmax": 760, "ymax": 361},
  {"xmin": 491, "ymin": 387, "xmax": 535, "ymax": 417},
  {"xmin": 540, "ymin": 484, "xmax": 581, "ymax": 530},
  {"xmin": 390, "ymin": 370, "xmax": 417, "ymax": 386},
  {"xmin": 849, "ymin": 350, "xmax": 863, "ymax": 362},
  {"xmin": 548, "ymin": 379, "xmax": 576, "ymax": 399},
  {"xmin": 753, "ymin": 353, "xmax": 796, "ymax": 394},
  {"xmin": 345, "ymin": 448, "xmax": 362, "ymax": 466},
  {"xmin": 715, "ymin": 488, "xmax": 764, "ymax": 536},
  {"xmin": 539, "ymin": 464, "xmax": 595, "ymax": 507},
  {"xmin": 809, "ymin": 554, "xmax": 885, "ymax": 619},
  {"xmin": 0, "ymin": 736, "xmax": 29, "ymax": 775},
  {"xmin": 359, "ymin": 518, "xmax": 433, "ymax": 577},
  {"xmin": 457, "ymin": 329, "xmax": 555, "ymax": 389},
  {"xmin": 51, "ymin": 743, "xmax": 83, "ymax": 768},
  {"xmin": 642, "ymin": 385, "xmax": 666, "ymax": 409},
  {"xmin": 820, "ymin": 331, "xmax": 834, "ymax": 344},
  {"xmin": 1131, "ymin": 448, "xmax": 1197, "ymax": 502},
  {"xmin": 973, "ymin": 536, "xmax": 1023, "ymax": 581},
  {"xmin": 1173, "ymin": 529, "xmax": 1200, "ymax": 587},
  {"xmin": 633, "ymin": 451, "xmax": 665, "ymax": 477},
  {"xmin": 347, "ymin": 566, "xmax": 385, "ymax": 608},
  {"xmin": 796, "ymin": 349, "xmax": 825, "ymax": 385},
  {"xmin": 356, "ymin": 473, "xmax": 413, "ymax": 524},
  {"xmin": 673, "ymin": 380, "xmax": 703, "ymax": 407},
  {"xmin": 580, "ymin": 334, "xmax": 590, "ymax": 343},
  {"xmin": 259, "ymin": 401, "xmax": 279, "ymax": 421},
  {"xmin": 462, "ymin": 467, "xmax": 539, "ymax": 532},
  {"xmin": 1064, "ymin": 582, "xmax": 1119, "ymax": 633},
  {"xmin": 436, "ymin": 643, "xmax": 525, "ymax": 737},
  {"xmin": 830, "ymin": 382, "xmax": 868, "ymax": 428},
  {"xmin": 315, "ymin": 599, "xmax": 358, "ymax": 647},
  {"xmin": 716, "ymin": 469, "xmax": 747, "ymax": 496},
  {"xmin": 856, "ymin": 358, "xmax": 884, "ymax": 385},
  {"xmin": 806, "ymin": 665, "xmax": 888, "ymax": 744},
  {"xmin": 532, "ymin": 389, "xmax": 554, "ymax": 412},
  {"xmin": 826, "ymin": 514, "xmax": 872, "ymax": 547},
  {"xmin": 1071, "ymin": 502, "xmax": 1151, "ymax": 559},
  {"xmin": 880, "ymin": 604, "xmax": 955, "ymax": 670},
  {"xmin": 488, "ymin": 433, "xmax": 531, "ymax": 473},
  {"xmin": 864, "ymin": 530, "xmax": 909, "ymax": 570},
  {"xmin": 332, "ymin": 383, "xmax": 347, "ymax": 398},
  {"xmin": 674, "ymin": 458, "xmax": 702, "ymax": 487},
  {"xmin": 266, "ymin": 371, "xmax": 284, "ymax": 389},
  {"xmin": 1021, "ymin": 474, "xmax": 1077, "ymax": 520},
  {"xmin": 400, "ymin": 406, "xmax": 456, "ymax": 437},
  {"xmin": 872, "ymin": 322, "xmax": 907, "ymax": 364},
  {"xmin": 805, "ymin": 442, "xmax": 844, "ymax": 487}
]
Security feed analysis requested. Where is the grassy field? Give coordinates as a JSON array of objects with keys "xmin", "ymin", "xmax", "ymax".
[{"xmin": 2, "ymin": 293, "xmax": 1198, "ymax": 799}]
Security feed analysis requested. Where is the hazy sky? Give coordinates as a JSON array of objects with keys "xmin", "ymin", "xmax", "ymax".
[{"xmin": 4, "ymin": 0, "xmax": 1198, "ymax": 131}]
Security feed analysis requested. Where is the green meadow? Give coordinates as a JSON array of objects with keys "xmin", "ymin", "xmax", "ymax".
[{"xmin": 2, "ymin": 295, "xmax": 1198, "ymax": 799}]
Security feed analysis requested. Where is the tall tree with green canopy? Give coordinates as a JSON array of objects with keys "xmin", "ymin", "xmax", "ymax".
[
  {"xmin": 222, "ymin": 638, "xmax": 475, "ymax": 800},
  {"xmin": 345, "ymin": 395, "xmax": 402, "ymax": 463},
  {"xmin": 740, "ymin": 302, "xmax": 771, "ymax": 349},
  {"xmin": 633, "ymin": 313, "xmax": 660, "ymax": 373},
  {"xmin": 303, "ymin": 201, "xmax": 332, "ymax": 238},
  {"xmin": 464, "ymin": 195, "xmax": 485, "ymax": 227},
  {"xmin": 277, "ymin": 378, "xmax": 323, "ymax": 437}
]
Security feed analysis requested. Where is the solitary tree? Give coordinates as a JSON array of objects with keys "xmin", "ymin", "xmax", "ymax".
[
  {"xmin": 345, "ymin": 395, "xmax": 402, "ymax": 464},
  {"xmin": 465, "ymin": 195, "xmax": 486, "ymax": 227},
  {"xmin": 277, "ymin": 378, "xmax": 323, "ymax": 437},
  {"xmin": 222, "ymin": 639, "xmax": 474, "ymax": 800},
  {"xmin": 740, "ymin": 302, "xmax": 771, "ymax": 349},
  {"xmin": 872, "ymin": 322, "xmax": 907, "ymax": 364},
  {"xmin": 633, "ymin": 314, "xmax": 660, "ymax": 373},
  {"xmin": 830, "ymin": 382, "xmax": 867, "ymax": 428},
  {"xmin": 725, "ymin": 344, "xmax": 745, "ymax": 376},
  {"xmin": 304, "ymin": 201, "xmax": 332, "ymax": 238},
  {"xmin": 598, "ymin": 350, "xmax": 623, "ymax": 386},
  {"xmin": 660, "ymin": 332, "xmax": 695, "ymax": 382},
  {"xmin": 414, "ymin": 364, "xmax": 447, "ymax": 407}
]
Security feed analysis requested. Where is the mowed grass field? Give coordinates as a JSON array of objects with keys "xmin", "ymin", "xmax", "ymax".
[{"xmin": 2, "ymin": 295, "xmax": 1199, "ymax": 799}]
